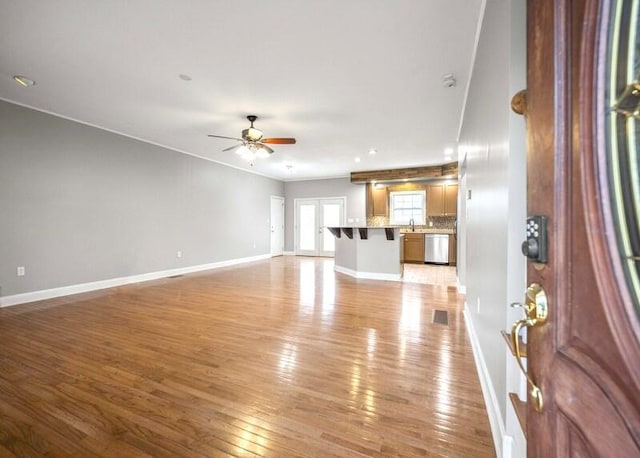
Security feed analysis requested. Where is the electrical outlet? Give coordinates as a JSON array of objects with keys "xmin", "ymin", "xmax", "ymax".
[
  {"xmin": 17, "ymin": 266, "xmax": 25, "ymax": 277},
  {"xmin": 477, "ymin": 296, "xmax": 481, "ymax": 313},
  {"xmin": 176, "ymin": 251, "xmax": 182, "ymax": 259},
  {"xmin": 253, "ymin": 242, "xmax": 256, "ymax": 249}
]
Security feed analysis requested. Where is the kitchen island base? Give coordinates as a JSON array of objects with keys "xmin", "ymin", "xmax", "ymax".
[{"xmin": 330, "ymin": 227, "xmax": 403, "ymax": 281}]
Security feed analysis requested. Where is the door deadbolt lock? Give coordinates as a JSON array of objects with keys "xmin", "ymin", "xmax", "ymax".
[{"xmin": 522, "ymin": 216, "xmax": 548, "ymax": 263}]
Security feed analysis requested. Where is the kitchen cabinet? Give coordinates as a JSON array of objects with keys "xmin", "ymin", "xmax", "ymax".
[
  {"xmin": 427, "ymin": 185, "xmax": 445, "ymax": 216},
  {"xmin": 427, "ymin": 183, "xmax": 458, "ymax": 216},
  {"xmin": 449, "ymin": 234, "xmax": 457, "ymax": 266},
  {"xmin": 444, "ymin": 184, "xmax": 458, "ymax": 216},
  {"xmin": 403, "ymin": 232, "xmax": 425, "ymax": 263},
  {"xmin": 366, "ymin": 183, "xmax": 389, "ymax": 217}
]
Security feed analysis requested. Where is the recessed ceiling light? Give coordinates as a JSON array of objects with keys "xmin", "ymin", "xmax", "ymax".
[
  {"xmin": 179, "ymin": 74, "xmax": 192, "ymax": 81},
  {"xmin": 355, "ymin": 157, "xmax": 361, "ymax": 163},
  {"xmin": 368, "ymin": 149, "xmax": 377, "ymax": 155},
  {"xmin": 13, "ymin": 75, "xmax": 35, "ymax": 87}
]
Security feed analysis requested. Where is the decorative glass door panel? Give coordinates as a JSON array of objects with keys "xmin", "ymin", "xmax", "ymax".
[{"xmin": 607, "ymin": 0, "xmax": 640, "ymax": 313}]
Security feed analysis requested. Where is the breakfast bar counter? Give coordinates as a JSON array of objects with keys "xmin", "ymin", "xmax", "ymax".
[{"xmin": 328, "ymin": 226, "xmax": 403, "ymax": 281}]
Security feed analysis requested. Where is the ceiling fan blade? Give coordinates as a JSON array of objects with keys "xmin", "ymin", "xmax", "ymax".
[
  {"xmin": 260, "ymin": 138, "xmax": 296, "ymax": 145},
  {"xmin": 256, "ymin": 143, "xmax": 274, "ymax": 154},
  {"xmin": 208, "ymin": 134, "xmax": 244, "ymax": 141},
  {"xmin": 222, "ymin": 144, "xmax": 243, "ymax": 152}
]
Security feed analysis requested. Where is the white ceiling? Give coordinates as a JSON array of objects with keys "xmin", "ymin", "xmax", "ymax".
[{"xmin": 0, "ymin": 0, "xmax": 482, "ymax": 181}]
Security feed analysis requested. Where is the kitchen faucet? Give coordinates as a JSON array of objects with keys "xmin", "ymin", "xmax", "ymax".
[{"xmin": 409, "ymin": 218, "xmax": 415, "ymax": 231}]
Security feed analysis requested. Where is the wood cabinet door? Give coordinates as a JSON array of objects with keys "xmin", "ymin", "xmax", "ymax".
[
  {"xmin": 366, "ymin": 183, "xmax": 389, "ymax": 217},
  {"xmin": 365, "ymin": 183, "xmax": 373, "ymax": 217},
  {"xmin": 403, "ymin": 234, "xmax": 424, "ymax": 263},
  {"xmin": 444, "ymin": 184, "xmax": 458, "ymax": 215},
  {"xmin": 372, "ymin": 186, "xmax": 388, "ymax": 217},
  {"xmin": 427, "ymin": 185, "xmax": 444, "ymax": 216}
]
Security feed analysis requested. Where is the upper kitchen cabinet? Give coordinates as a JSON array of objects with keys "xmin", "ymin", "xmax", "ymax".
[
  {"xmin": 366, "ymin": 183, "xmax": 389, "ymax": 217},
  {"xmin": 427, "ymin": 183, "xmax": 458, "ymax": 216},
  {"xmin": 427, "ymin": 185, "xmax": 445, "ymax": 216},
  {"xmin": 444, "ymin": 183, "xmax": 458, "ymax": 215}
]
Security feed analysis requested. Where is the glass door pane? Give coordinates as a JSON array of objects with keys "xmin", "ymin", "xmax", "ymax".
[
  {"xmin": 299, "ymin": 204, "xmax": 317, "ymax": 252},
  {"xmin": 322, "ymin": 203, "xmax": 341, "ymax": 253}
]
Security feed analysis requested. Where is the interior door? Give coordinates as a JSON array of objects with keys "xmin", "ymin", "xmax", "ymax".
[
  {"xmin": 270, "ymin": 196, "xmax": 284, "ymax": 257},
  {"xmin": 522, "ymin": 0, "xmax": 640, "ymax": 455},
  {"xmin": 295, "ymin": 198, "xmax": 344, "ymax": 257}
]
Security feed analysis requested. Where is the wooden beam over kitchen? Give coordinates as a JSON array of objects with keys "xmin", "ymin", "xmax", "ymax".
[{"xmin": 350, "ymin": 162, "xmax": 458, "ymax": 183}]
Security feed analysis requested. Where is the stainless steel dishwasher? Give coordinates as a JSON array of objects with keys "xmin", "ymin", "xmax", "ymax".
[{"xmin": 424, "ymin": 233, "xmax": 449, "ymax": 264}]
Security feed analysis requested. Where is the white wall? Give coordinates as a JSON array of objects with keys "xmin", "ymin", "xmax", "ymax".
[
  {"xmin": 457, "ymin": 0, "xmax": 527, "ymax": 456},
  {"xmin": 283, "ymin": 178, "xmax": 365, "ymax": 252},
  {"xmin": 0, "ymin": 101, "xmax": 284, "ymax": 301}
]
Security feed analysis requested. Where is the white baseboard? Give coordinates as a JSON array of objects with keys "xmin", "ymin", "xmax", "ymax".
[
  {"xmin": 0, "ymin": 253, "xmax": 271, "ymax": 308},
  {"xmin": 283, "ymin": 251, "xmax": 295, "ymax": 256},
  {"xmin": 457, "ymin": 278, "xmax": 467, "ymax": 294},
  {"xmin": 334, "ymin": 265, "xmax": 402, "ymax": 282},
  {"xmin": 464, "ymin": 303, "xmax": 505, "ymax": 458}
]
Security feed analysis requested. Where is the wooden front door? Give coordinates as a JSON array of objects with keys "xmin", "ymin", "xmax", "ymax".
[{"xmin": 525, "ymin": 0, "xmax": 640, "ymax": 455}]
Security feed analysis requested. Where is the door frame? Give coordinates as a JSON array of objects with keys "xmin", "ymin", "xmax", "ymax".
[
  {"xmin": 270, "ymin": 195, "xmax": 285, "ymax": 257},
  {"xmin": 293, "ymin": 196, "xmax": 346, "ymax": 257}
]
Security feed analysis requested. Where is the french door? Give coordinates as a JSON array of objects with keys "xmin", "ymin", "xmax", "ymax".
[{"xmin": 295, "ymin": 198, "xmax": 345, "ymax": 257}]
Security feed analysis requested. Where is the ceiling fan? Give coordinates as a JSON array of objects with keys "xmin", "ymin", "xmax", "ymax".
[{"xmin": 208, "ymin": 115, "xmax": 296, "ymax": 162}]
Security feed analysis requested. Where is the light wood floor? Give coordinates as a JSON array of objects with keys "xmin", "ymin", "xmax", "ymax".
[{"xmin": 0, "ymin": 257, "xmax": 494, "ymax": 457}]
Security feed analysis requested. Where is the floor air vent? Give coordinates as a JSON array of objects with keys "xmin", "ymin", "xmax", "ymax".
[
  {"xmin": 168, "ymin": 275, "xmax": 184, "ymax": 279},
  {"xmin": 433, "ymin": 310, "xmax": 449, "ymax": 325}
]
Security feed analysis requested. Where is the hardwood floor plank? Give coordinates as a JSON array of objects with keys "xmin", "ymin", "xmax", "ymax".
[{"xmin": 0, "ymin": 257, "xmax": 494, "ymax": 457}]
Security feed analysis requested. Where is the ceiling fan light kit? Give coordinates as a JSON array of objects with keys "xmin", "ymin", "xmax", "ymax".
[
  {"xmin": 243, "ymin": 127, "xmax": 263, "ymax": 141},
  {"xmin": 235, "ymin": 144, "xmax": 272, "ymax": 164},
  {"xmin": 208, "ymin": 115, "xmax": 296, "ymax": 163},
  {"xmin": 242, "ymin": 115, "xmax": 264, "ymax": 142}
]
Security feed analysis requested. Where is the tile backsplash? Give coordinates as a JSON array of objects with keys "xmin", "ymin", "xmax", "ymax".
[
  {"xmin": 366, "ymin": 216, "xmax": 389, "ymax": 227},
  {"xmin": 366, "ymin": 215, "xmax": 456, "ymax": 230}
]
